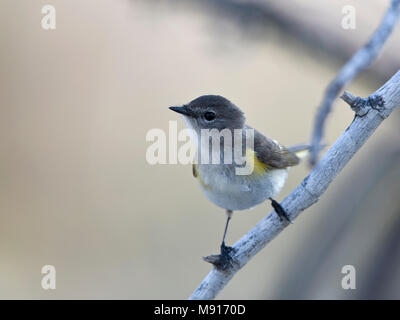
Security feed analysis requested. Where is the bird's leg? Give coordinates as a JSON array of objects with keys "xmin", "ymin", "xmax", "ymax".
[
  {"xmin": 217, "ymin": 210, "xmax": 235, "ymax": 268},
  {"xmin": 221, "ymin": 210, "xmax": 232, "ymax": 249},
  {"xmin": 203, "ymin": 210, "xmax": 235, "ymax": 270},
  {"xmin": 269, "ymin": 198, "xmax": 293, "ymax": 224}
]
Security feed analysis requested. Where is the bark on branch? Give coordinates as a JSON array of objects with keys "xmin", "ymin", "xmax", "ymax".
[{"xmin": 189, "ymin": 69, "xmax": 400, "ymax": 300}]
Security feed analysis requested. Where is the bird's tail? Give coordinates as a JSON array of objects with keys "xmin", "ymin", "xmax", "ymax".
[{"xmin": 288, "ymin": 144, "xmax": 322, "ymax": 160}]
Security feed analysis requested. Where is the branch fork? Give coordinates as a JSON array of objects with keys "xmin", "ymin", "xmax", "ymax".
[{"xmin": 341, "ymin": 91, "xmax": 386, "ymax": 117}]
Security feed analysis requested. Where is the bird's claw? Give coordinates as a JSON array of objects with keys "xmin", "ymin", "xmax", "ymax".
[
  {"xmin": 203, "ymin": 242, "xmax": 236, "ymax": 270},
  {"xmin": 270, "ymin": 198, "xmax": 293, "ymax": 224}
]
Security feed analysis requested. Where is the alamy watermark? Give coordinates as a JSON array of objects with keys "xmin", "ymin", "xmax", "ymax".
[
  {"xmin": 41, "ymin": 5, "xmax": 56, "ymax": 30},
  {"xmin": 146, "ymin": 121, "xmax": 255, "ymax": 175},
  {"xmin": 341, "ymin": 265, "xmax": 356, "ymax": 290},
  {"xmin": 41, "ymin": 265, "xmax": 56, "ymax": 290},
  {"xmin": 341, "ymin": 5, "xmax": 356, "ymax": 30}
]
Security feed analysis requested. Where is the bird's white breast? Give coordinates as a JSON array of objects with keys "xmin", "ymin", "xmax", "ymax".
[{"xmin": 196, "ymin": 163, "xmax": 288, "ymax": 211}]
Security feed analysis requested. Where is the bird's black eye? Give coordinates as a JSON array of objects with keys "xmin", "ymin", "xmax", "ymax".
[{"xmin": 204, "ymin": 111, "xmax": 216, "ymax": 121}]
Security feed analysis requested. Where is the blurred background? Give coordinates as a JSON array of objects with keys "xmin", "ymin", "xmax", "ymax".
[{"xmin": 0, "ymin": 0, "xmax": 399, "ymax": 299}]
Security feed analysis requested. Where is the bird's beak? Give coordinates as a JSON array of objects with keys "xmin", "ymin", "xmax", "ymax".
[{"xmin": 169, "ymin": 106, "xmax": 194, "ymax": 117}]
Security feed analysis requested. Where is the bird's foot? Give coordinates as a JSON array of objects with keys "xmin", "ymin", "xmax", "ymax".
[
  {"xmin": 203, "ymin": 242, "xmax": 236, "ymax": 270},
  {"xmin": 270, "ymin": 198, "xmax": 293, "ymax": 224}
]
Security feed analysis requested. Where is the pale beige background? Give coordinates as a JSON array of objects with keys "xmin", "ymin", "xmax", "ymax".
[{"xmin": 0, "ymin": 0, "xmax": 399, "ymax": 299}]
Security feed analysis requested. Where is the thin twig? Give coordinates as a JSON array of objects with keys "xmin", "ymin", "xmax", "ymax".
[
  {"xmin": 309, "ymin": 0, "xmax": 400, "ymax": 165},
  {"xmin": 189, "ymin": 69, "xmax": 400, "ymax": 300}
]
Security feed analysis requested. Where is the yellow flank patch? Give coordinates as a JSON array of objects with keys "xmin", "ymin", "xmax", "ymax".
[
  {"xmin": 246, "ymin": 149, "xmax": 269, "ymax": 177},
  {"xmin": 191, "ymin": 149, "xmax": 268, "ymax": 188}
]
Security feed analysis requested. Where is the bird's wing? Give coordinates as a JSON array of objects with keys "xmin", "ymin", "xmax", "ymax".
[{"xmin": 251, "ymin": 127, "xmax": 300, "ymax": 169}]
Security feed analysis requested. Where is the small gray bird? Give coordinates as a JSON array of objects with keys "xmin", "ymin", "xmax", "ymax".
[{"xmin": 170, "ymin": 95, "xmax": 309, "ymax": 269}]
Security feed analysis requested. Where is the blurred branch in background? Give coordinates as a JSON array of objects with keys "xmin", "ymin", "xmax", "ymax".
[
  {"xmin": 190, "ymin": 70, "xmax": 400, "ymax": 299},
  {"xmin": 310, "ymin": 0, "xmax": 400, "ymax": 164},
  {"xmin": 160, "ymin": 0, "xmax": 400, "ymax": 81}
]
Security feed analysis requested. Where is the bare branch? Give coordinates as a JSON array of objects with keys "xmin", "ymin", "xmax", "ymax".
[
  {"xmin": 189, "ymin": 69, "xmax": 400, "ymax": 300},
  {"xmin": 309, "ymin": 0, "xmax": 400, "ymax": 165}
]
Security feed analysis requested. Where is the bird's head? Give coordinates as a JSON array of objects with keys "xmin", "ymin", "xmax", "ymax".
[{"xmin": 169, "ymin": 95, "xmax": 245, "ymax": 133}]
